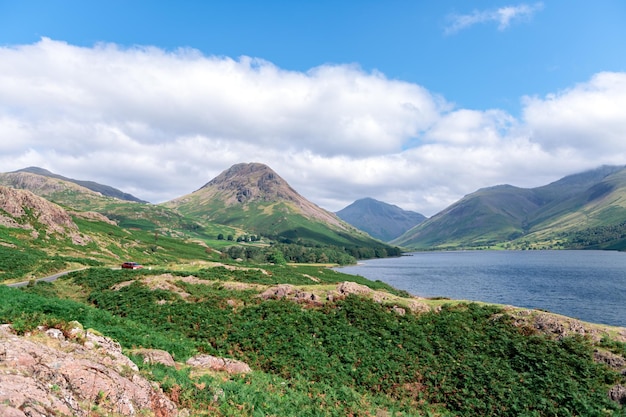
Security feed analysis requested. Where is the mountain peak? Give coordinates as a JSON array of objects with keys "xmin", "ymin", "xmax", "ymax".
[
  {"xmin": 13, "ymin": 166, "xmax": 55, "ymax": 176},
  {"xmin": 336, "ymin": 197, "xmax": 426, "ymax": 242},
  {"xmin": 200, "ymin": 162, "xmax": 299, "ymax": 205},
  {"xmin": 165, "ymin": 162, "xmax": 376, "ymax": 244}
]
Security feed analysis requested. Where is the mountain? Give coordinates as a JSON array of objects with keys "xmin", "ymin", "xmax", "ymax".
[
  {"xmin": 9, "ymin": 167, "xmax": 148, "ymax": 203},
  {"xmin": 163, "ymin": 162, "xmax": 392, "ymax": 249},
  {"xmin": 336, "ymin": 197, "xmax": 426, "ymax": 242},
  {"xmin": 393, "ymin": 165, "xmax": 626, "ymax": 249},
  {"xmin": 0, "ymin": 167, "xmax": 223, "ymax": 240}
]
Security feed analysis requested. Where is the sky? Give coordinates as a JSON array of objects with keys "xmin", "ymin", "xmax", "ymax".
[{"xmin": 1, "ymin": 1, "xmax": 625, "ymax": 216}]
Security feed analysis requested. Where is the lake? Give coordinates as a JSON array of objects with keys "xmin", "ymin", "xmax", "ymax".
[{"xmin": 337, "ymin": 250, "xmax": 626, "ymax": 327}]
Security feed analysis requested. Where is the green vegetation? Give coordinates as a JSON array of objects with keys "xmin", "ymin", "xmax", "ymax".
[
  {"xmin": 394, "ymin": 165, "xmax": 626, "ymax": 251},
  {"xmin": 2, "ymin": 166, "xmax": 626, "ymax": 415},
  {"xmin": 1, "ymin": 265, "xmax": 624, "ymax": 416}
]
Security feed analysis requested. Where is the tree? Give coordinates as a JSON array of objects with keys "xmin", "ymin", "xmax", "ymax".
[
  {"xmin": 267, "ymin": 250, "xmax": 287, "ymax": 265},
  {"xmin": 217, "ymin": 233, "xmax": 224, "ymax": 240}
]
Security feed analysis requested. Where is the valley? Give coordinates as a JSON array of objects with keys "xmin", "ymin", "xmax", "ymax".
[{"xmin": 1, "ymin": 163, "xmax": 625, "ymax": 416}]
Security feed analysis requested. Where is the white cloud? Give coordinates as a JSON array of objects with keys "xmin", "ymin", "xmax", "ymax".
[
  {"xmin": 522, "ymin": 72, "xmax": 626, "ymax": 158},
  {"xmin": 1, "ymin": 38, "xmax": 625, "ymax": 217},
  {"xmin": 445, "ymin": 2, "xmax": 544, "ymax": 35}
]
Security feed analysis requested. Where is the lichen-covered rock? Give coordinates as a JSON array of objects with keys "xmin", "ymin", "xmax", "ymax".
[
  {"xmin": 594, "ymin": 349, "xmax": 626, "ymax": 370},
  {"xmin": 336, "ymin": 281, "xmax": 374, "ymax": 296},
  {"xmin": 0, "ymin": 323, "xmax": 178, "ymax": 416},
  {"xmin": 132, "ymin": 348, "xmax": 177, "ymax": 367},
  {"xmin": 186, "ymin": 354, "xmax": 252, "ymax": 374},
  {"xmin": 258, "ymin": 284, "xmax": 321, "ymax": 304}
]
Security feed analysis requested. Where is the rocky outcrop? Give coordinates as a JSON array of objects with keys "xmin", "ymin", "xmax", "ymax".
[
  {"xmin": 258, "ymin": 284, "xmax": 322, "ymax": 304},
  {"xmin": 609, "ymin": 384, "xmax": 626, "ymax": 405},
  {"xmin": 186, "ymin": 354, "xmax": 251, "ymax": 374},
  {"xmin": 258, "ymin": 281, "xmax": 431, "ymax": 313},
  {"xmin": 0, "ymin": 185, "xmax": 89, "ymax": 244},
  {"xmin": 0, "ymin": 323, "xmax": 179, "ymax": 417},
  {"xmin": 71, "ymin": 209, "xmax": 118, "ymax": 225}
]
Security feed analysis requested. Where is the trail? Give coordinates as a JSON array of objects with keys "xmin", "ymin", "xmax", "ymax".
[{"xmin": 6, "ymin": 269, "xmax": 85, "ymax": 288}]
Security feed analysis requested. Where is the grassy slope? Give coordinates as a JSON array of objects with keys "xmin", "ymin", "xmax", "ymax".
[
  {"xmin": 395, "ymin": 167, "xmax": 626, "ymax": 250},
  {"xmin": 169, "ymin": 195, "xmax": 385, "ymax": 249},
  {"xmin": 0, "ymin": 264, "xmax": 624, "ymax": 416},
  {"xmin": 0, "ymin": 214, "xmax": 225, "ymax": 284},
  {"xmin": 393, "ymin": 186, "xmax": 540, "ymax": 249}
]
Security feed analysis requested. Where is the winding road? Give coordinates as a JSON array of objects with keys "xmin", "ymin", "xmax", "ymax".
[{"xmin": 6, "ymin": 269, "xmax": 85, "ymax": 288}]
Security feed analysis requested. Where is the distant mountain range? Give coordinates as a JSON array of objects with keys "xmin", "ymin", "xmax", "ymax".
[
  {"xmin": 335, "ymin": 197, "xmax": 426, "ymax": 242},
  {"xmin": 0, "ymin": 163, "xmax": 394, "ymax": 254},
  {"xmin": 3, "ymin": 163, "xmax": 626, "ymax": 252},
  {"xmin": 393, "ymin": 165, "xmax": 626, "ymax": 250}
]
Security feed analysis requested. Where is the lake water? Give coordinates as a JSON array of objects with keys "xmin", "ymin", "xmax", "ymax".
[{"xmin": 337, "ymin": 250, "xmax": 626, "ymax": 327}]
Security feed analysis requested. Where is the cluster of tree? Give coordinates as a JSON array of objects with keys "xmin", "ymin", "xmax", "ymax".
[
  {"xmin": 216, "ymin": 233, "xmax": 261, "ymax": 242},
  {"xmin": 222, "ymin": 242, "xmax": 401, "ymax": 265},
  {"xmin": 560, "ymin": 221, "xmax": 626, "ymax": 250}
]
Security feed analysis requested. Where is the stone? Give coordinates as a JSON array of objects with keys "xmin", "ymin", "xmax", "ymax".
[
  {"xmin": 609, "ymin": 384, "xmax": 626, "ymax": 405},
  {"xmin": 133, "ymin": 348, "xmax": 177, "ymax": 367},
  {"xmin": 186, "ymin": 354, "xmax": 252, "ymax": 374}
]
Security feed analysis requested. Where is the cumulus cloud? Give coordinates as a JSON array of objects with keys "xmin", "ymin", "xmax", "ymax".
[
  {"xmin": 522, "ymin": 72, "xmax": 626, "ymax": 157},
  {"xmin": 1, "ymin": 38, "xmax": 625, "ymax": 216},
  {"xmin": 445, "ymin": 2, "xmax": 544, "ymax": 35}
]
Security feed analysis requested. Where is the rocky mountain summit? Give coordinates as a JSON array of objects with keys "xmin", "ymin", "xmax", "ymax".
[
  {"xmin": 168, "ymin": 162, "xmax": 346, "ymax": 229},
  {"xmin": 161, "ymin": 162, "xmax": 392, "ymax": 255}
]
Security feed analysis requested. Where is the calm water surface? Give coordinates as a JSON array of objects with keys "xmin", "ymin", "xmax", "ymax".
[{"xmin": 337, "ymin": 250, "xmax": 626, "ymax": 327}]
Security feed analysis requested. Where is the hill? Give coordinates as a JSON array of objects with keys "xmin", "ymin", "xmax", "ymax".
[
  {"xmin": 0, "ymin": 167, "xmax": 227, "ymax": 243},
  {"xmin": 393, "ymin": 165, "xmax": 626, "ymax": 249},
  {"xmin": 163, "ymin": 162, "xmax": 398, "ymax": 254},
  {"xmin": 0, "ymin": 185, "xmax": 223, "ymax": 282},
  {"xmin": 10, "ymin": 167, "xmax": 148, "ymax": 203},
  {"xmin": 336, "ymin": 197, "xmax": 426, "ymax": 242}
]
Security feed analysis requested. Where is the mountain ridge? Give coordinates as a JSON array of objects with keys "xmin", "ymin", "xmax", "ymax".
[
  {"xmin": 11, "ymin": 167, "xmax": 148, "ymax": 203},
  {"xmin": 393, "ymin": 165, "xmax": 626, "ymax": 249}
]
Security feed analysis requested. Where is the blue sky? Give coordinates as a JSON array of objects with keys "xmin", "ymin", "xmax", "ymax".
[{"xmin": 1, "ymin": 1, "xmax": 625, "ymax": 215}]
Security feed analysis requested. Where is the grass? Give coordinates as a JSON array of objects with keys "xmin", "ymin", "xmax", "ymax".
[{"xmin": 2, "ymin": 264, "xmax": 624, "ymax": 417}]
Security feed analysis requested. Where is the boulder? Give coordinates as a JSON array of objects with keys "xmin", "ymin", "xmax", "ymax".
[
  {"xmin": 186, "ymin": 354, "xmax": 251, "ymax": 374},
  {"xmin": 609, "ymin": 384, "xmax": 626, "ymax": 405},
  {"xmin": 258, "ymin": 284, "xmax": 321, "ymax": 304},
  {"xmin": 132, "ymin": 348, "xmax": 177, "ymax": 367}
]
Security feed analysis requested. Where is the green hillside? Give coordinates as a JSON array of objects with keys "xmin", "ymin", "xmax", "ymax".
[
  {"xmin": 1, "ymin": 264, "xmax": 625, "ymax": 416},
  {"xmin": 164, "ymin": 163, "xmax": 400, "ymax": 257},
  {"xmin": 394, "ymin": 165, "xmax": 626, "ymax": 250}
]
